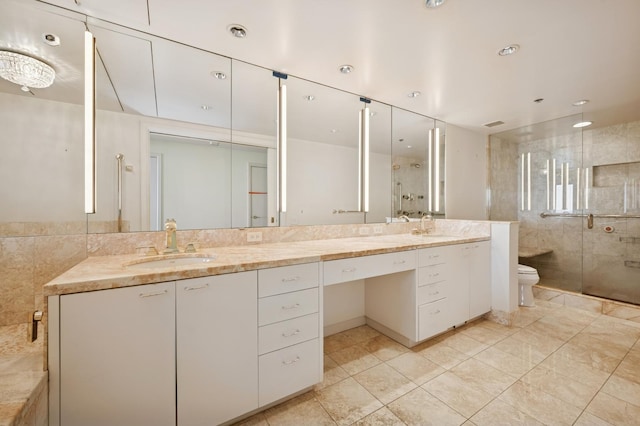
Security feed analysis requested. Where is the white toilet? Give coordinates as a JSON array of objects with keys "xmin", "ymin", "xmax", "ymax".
[{"xmin": 518, "ymin": 264, "xmax": 540, "ymax": 307}]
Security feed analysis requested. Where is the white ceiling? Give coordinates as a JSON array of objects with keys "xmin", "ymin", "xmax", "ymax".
[{"xmin": 5, "ymin": 0, "xmax": 640, "ymax": 137}]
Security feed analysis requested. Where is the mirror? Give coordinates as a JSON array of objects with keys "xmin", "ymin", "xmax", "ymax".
[{"xmin": 366, "ymin": 101, "xmax": 393, "ymax": 223}]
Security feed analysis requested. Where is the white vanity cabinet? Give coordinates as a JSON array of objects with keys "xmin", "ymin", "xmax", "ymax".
[
  {"xmin": 176, "ymin": 272, "xmax": 258, "ymax": 426},
  {"xmin": 463, "ymin": 241, "xmax": 492, "ymax": 318},
  {"xmin": 57, "ymin": 282, "xmax": 176, "ymax": 426},
  {"xmin": 257, "ymin": 263, "xmax": 322, "ymax": 407}
]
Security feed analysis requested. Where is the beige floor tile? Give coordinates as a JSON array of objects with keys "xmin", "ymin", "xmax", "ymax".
[
  {"xmin": 387, "ymin": 387, "xmax": 466, "ymax": 426},
  {"xmin": 569, "ymin": 331, "xmax": 630, "ymax": 361},
  {"xmin": 417, "ymin": 341, "xmax": 469, "ymax": 370},
  {"xmin": 459, "ymin": 323, "xmax": 509, "ymax": 346},
  {"xmin": 470, "ymin": 398, "xmax": 543, "ymax": 426},
  {"xmin": 602, "ymin": 374, "xmax": 640, "ymax": 407},
  {"xmin": 422, "ymin": 372, "xmax": 494, "ymax": 418},
  {"xmin": 352, "ymin": 407, "xmax": 405, "ymax": 426},
  {"xmin": 450, "ymin": 358, "xmax": 517, "ymax": 396},
  {"xmin": 511, "ymin": 309, "xmax": 546, "ymax": 328},
  {"xmin": 315, "ymin": 377, "xmax": 383, "ymax": 425},
  {"xmin": 324, "ymin": 332, "xmax": 358, "ymax": 354},
  {"xmin": 539, "ymin": 351, "xmax": 610, "ymax": 389},
  {"xmin": 585, "ymin": 391, "xmax": 640, "ymax": 426},
  {"xmin": 573, "ymin": 412, "xmax": 615, "ymax": 426},
  {"xmin": 612, "ymin": 350, "xmax": 640, "ymax": 385},
  {"xmin": 354, "ymin": 363, "xmax": 417, "ymax": 405},
  {"xmin": 498, "ymin": 381, "xmax": 582, "ymax": 425},
  {"xmin": 491, "ymin": 335, "xmax": 549, "ymax": 365},
  {"xmin": 552, "ymin": 305, "xmax": 601, "ymax": 326},
  {"xmin": 233, "ymin": 412, "xmax": 269, "ymax": 425},
  {"xmin": 473, "ymin": 346, "xmax": 536, "ymax": 378},
  {"xmin": 386, "ymin": 352, "xmax": 445, "ymax": 385},
  {"xmin": 342, "ymin": 325, "xmax": 382, "ymax": 344},
  {"xmin": 440, "ymin": 332, "xmax": 489, "ymax": 356},
  {"xmin": 508, "ymin": 327, "xmax": 566, "ymax": 356},
  {"xmin": 315, "ymin": 355, "xmax": 350, "ymax": 390},
  {"xmin": 525, "ymin": 315, "xmax": 583, "ymax": 342},
  {"xmin": 582, "ymin": 316, "xmax": 640, "ymax": 349},
  {"xmin": 264, "ymin": 392, "xmax": 335, "ymax": 426},
  {"xmin": 361, "ymin": 334, "xmax": 409, "ymax": 362},
  {"xmin": 552, "ymin": 341, "xmax": 622, "ymax": 374},
  {"xmin": 520, "ymin": 365, "xmax": 600, "ymax": 409},
  {"xmin": 328, "ymin": 344, "xmax": 381, "ymax": 376}
]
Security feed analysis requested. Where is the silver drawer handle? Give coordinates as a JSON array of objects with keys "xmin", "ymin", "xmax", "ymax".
[
  {"xmin": 282, "ymin": 356, "xmax": 300, "ymax": 365},
  {"xmin": 429, "ymin": 291, "xmax": 440, "ymax": 296},
  {"xmin": 282, "ymin": 329, "xmax": 301, "ymax": 338},
  {"xmin": 393, "ymin": 260, "xmax": 406, "ymax": 265},
  {"xmin": 429, "ymin": 273, "xmax": 440, "ymax": 278},
  {"xmin": 281, "ymin": 276, "xmax": 301, "ymax": 282},
  {"xmin": 342, "ymin": 267, "xmax": 356, "ymax": 273},
  {"xmin": 184, "ymin": 283, "xmax": 209, "ymax": 291},
  {"xmin": 139, "ymin": 289, "xmax": 168, "ymax": 298},
  {"xmin": 429, "ymin": 254, "xmax": 440, "ymax": 258},
  {"xmin": 281, "ymin": 303, "xmax": 300, "ymax": 310},
  {"xmin": 430, "ymin": 309, "xmax": 441, "ymax": 315}
]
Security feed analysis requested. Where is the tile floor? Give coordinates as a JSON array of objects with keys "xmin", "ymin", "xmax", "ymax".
[{"xmin": 236, "ymin": 299, "xmax": 640, "ymax": 425}]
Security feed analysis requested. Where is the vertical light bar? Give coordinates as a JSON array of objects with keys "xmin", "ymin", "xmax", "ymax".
[
  {"xmin": 520, "ymin": 153, "xmax": 525, "ymax": 211},
  {"xmin": 563, "ymin": 162, "xmax": 569, "ymax": 210},
  {"xmin": 278, "ymin": 82, "xmax": 287, "ymax": 212},
  {"xmin": 360, "ymin": 106, "xmax": 370, "ymax": 212},
  {"xmin": 527, "ymin": 152, "xmax": 531, "ymax": 211},
  {"xmin": 546, "ymin": 159, "xmax": 550, "ymax": 210},
  {"xmin": 428, "ymin": 129, "xmax": 433, "ymax": 212},
  {"xmin": 84, "ymin": 30, "xmax": 96, "ymax": 214},
  {"xmin": 358, "ymin": 110, "xmax": 363, "ymax": 211},
  {"xmin": 434, "ymin": 127, "xmax": 441, "ymax": 212},
  {"xmin": 585, "ymin": 167, "xmax": 590, "ymax": 210},
  {"xmin": 552, "ymin": 158, "xmax": 557, "ymax": 210},
  {"xmin": 576, "ymin": 167, "xmax": 581, "ymax": 210}
]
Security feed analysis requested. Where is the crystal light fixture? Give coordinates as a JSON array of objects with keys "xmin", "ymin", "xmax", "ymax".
[{"xmin": 0, "ymin": 51, "xmax": 55, "ymax": 91}]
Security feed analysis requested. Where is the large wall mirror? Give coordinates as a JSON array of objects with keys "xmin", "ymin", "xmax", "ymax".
[{"xmin": 0, "ymin": 0, "xmax": 446, "ymax": 238}]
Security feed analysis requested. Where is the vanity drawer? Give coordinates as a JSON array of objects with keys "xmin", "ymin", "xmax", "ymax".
[
  {"xmin": 258, "ymin": 288, "xmax": 318, "ymax": 326},
  {"xmin": 259, "ymin": 338, "xmax": 320, "ymax": 407},
  {"xmin": 259, "ymin": 313, "xmax": 319, "ymax": 355},
  {"xmin": 258, "ymin": 263, "xmax": 319, "ymax": 298},
  {"xmin": 417, "ymin": 282, "xmax": 447, "ymax": 305},
  {"xmin": 418, "ymin": 264, "xmax": 448, "ymax": 286},
  {"xmin": 418, "ymin": 247, "xmax": 449, "ymax": 267},
  {"xmin": 418, "ymin": 298, "xmax": 450, "ymax": 341},
  {"xmin": 323, "ymin": 250, "xmax": 416, "ymax": 286}
]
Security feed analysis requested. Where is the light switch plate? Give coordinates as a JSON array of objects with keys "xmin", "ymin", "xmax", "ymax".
[{"xmin": 247, "ymin": 231, "xmax": 262, "ymax": 242}]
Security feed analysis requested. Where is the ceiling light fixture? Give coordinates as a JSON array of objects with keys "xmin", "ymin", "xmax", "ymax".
[
  {"xmin": 0, "ymin": 51, "xmax": 55, "ymax": 91},
  {"xmin": 498, "ymin": 44, "xmax": 519, "ymax": 56},
  {"xmin": 211, "ymin": 71, "xmax": 226, "ymax": 80},
  {"xmin": 228, "ymin": 24, "xmax": 247, "ymax": 38},
  {"xmin": 304, "ymin": 95, "xmax": 315, "ymax": 101},
  {"xmin": 201, "ymin": 105, "xmax": 212, "ymax": 110},
  {"xmin": 573, "ymin": 121, "xmax": 592, "ymax": 128},
  {"xmin": 42, "ymin": 33, "xmax": 60, "ymax": 46},
  {"xmin": 338, "ymin": 64, "xmax": 353, "ymax": 74},
  {"xmin": 572, "ymin": 99, "xmax": 589, "ymax": 106},
  {"xmin": 425, "ymin": 0, "xmax": 446, "ymax": 8},
  {"xmin": 408, "ymin": 91, "xmax": 421, "ymax": 98}
]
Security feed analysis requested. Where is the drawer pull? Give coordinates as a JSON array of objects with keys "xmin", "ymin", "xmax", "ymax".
[
  {"xmin": 342, "ymin": 267, "xmax": 356, "ymax": 273},
  {"xmin": 282, "ymin": 356, "xmax": 300, "ymax": 366},
  {"xmin": 393, "ymin": 260, "xmax": 406, "ymax": 265},
  {"xmin": 184, "ymin": 283, "xmax": 209, "ymax": 291},
  {"xmin": 429, "ymin": 273, "xmax": 440, "ymax": 278},
  {"xmin": 281, "ymin": 276, "xmax": 301, "ymax": 283},
  {"xmin": 429, "ymin": 291, "xmax": 440, "ymax": 296},
  {"xmin": 430, "ymin": 309, "xmax": 441, "ymax": 315},
  {"xmin": 429, "ymin": 254, "xmax": 440, "ymax": 259},
  {"xmin": 282, "ymin": 329, "xmax": 301, "ymax": 338},
  {"xmin": 281, "ymin": 303, "xmax": 300, "ymax": 310},
  {"xmin": 139, "ymin": 289, "xmax": 168, "ymax": 298}
]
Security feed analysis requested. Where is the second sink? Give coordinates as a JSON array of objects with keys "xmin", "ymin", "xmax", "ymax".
[{"xmin": 125, "ymin": 253, "xmax": 216, "ymax": 269}]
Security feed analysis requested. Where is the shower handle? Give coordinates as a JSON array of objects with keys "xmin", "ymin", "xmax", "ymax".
[{"xmin": 587, "ymin": 213, "xmax": 594, "ymax": 229}]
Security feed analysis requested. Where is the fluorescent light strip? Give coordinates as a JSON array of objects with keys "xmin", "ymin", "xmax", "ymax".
[
  {"xmin": 84, "ymin": 31, "xmax": 96, "ymax": 214},
  {"xmin": 434, "ymin": 128, "xmax": 440, "ymax": 212},
  {"xmin": 527, "ymin": 152, "xmax": 531, "ymax": 211},
  {"xmin": 552, "ymin": 158, "xmax": 557, "ymax": 210},
  {"xmin": 278, "ymin": 83, "xmax": 287, "ymax": 212},
  {"xmin": 521, "ymin": 153, "xmax": 525, "ymax": 211},
  {"xmin": 428, "ymin": 129, "xmax": 433, "ymax": 212},
  {"xmin": 585, "ymin": 167, "xmax": 590, "ymax": 209},
  {"xmin": 546, "ymin": 159, "xmax": 550, "ymax": 210},
  {"xmin": 358, "ymin": 110, "xmax": 363, "ymax": 211},
  {"xmin": 362, "ymin": 106, "xmax": 370, "ymax": 212},
  {"xmin": 576, "ymin": 167, "xmax": 581, "ymax": 210}
]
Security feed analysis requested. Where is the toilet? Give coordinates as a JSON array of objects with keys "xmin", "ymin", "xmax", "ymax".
[{"xmin": 518, "ymin": 264, "xmax": 540, "ymax": 307}]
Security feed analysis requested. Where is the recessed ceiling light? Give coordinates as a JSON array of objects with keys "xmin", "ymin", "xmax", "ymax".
[
  {"xmin": 534, "ymin": 98, "xmax": 544, "ymax": 103},
  {"xmin": 425, "ymin": 0, "xmax": 445, "ymax": 7},
  {"xmin": 338, "ymin": 64, "xmax": 353, "ymax": 74},
  {"xmin": 573, "ymin": 121, "xmax": 592, "ymax": 128},
  {"xmin": 408, "ymin": 91, "xmax": 421, "ymax": 98},
  {"xmin": 211, "ymin": 71, "xmax": 227, "ymax": 80},
  {"xmin": 304, "ymin": 95, "xmax": 315, "ymax": 101},
  {"xmin": 407, "ymin": 145, "xmax": 413, "ymax": 149},
  {"xmin": 42, "ymin": 33, "xmax": 60, "ymax": 46},
  {"xmin": 228, "ymin": 24, "xmax": 247, "ymax": 38},
  {"xmin": 201, "ymin": 105, "xmax": 212, "ymax": 110},
  {"xmin": 330, "ymin": 129, "xmax": 338, "ymax": 133},
  {"xmin": 498, "ymin": 44, "xmax": 519, "ymax": 56},
  {"xmin": 572, "ymin": 99, "xmax": 589, "ymax": 106}
]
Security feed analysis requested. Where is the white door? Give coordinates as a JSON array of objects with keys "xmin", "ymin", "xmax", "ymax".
[{"xmin": 250, "ymin": 164, "xmax": 268, "ymax": 227}]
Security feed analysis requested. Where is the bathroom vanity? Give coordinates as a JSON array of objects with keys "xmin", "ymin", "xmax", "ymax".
[{"xmin": 46, "ymin": 234, "xmax": 491, "ymax": 426}]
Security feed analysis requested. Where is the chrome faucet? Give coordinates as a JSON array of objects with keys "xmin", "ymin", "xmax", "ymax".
[
  {"xmin": 420, "ymin": 213, "xmax": 434, "ymax": 233},
  {"xmin": 398, "ymin": 215, "xmax": 410, "ymax": 222},
  {"xmin": 164, "ymin": 218, "xmax": 178, "ymax": 253}
]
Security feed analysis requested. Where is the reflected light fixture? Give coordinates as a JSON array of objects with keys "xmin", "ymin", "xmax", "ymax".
[
  {"xmin": 211, "ymin": 71, "xmax": 226, "ymax": 80},
  {"xmin": 228, "ymin": 24, "xmax": 247, "ymax": 38},
  {"xmin": 338, "ymin": 64, "xmax": 353, "ymax": 74},
  {"xmin": 573, "ymin": 121, "xmax": 593, "ymax": 128},
  {"xmin": 572, "ymin": 99, "xmax": 589, "ymax": 106},
  {"xmin": 408, "ymin": 91, "xmax": 421, "ymax": 98},
  {"xmin": 425, "ymin": 0, "xmax": 446, "ymax": 7},
  {"xmin": 0, "ymin": 50, "xmax": 55, "ymax": 91},
  {"xmin": 498, "ymin": 44, "xmax": 519, "ymax": 56}
]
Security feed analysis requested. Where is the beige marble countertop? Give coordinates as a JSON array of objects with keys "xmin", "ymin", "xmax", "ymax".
[{"xmin": 44, "ymin": 234, "xmax": 490, "ymax": 296}]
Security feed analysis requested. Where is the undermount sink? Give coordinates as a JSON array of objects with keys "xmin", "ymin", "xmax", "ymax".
[{"xmin": 124, "ymin": 254, "xmax": 216, "ymax": 269}]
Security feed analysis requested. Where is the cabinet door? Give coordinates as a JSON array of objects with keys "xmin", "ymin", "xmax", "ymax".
[
  {"xmin": 60, "ymin": 282, "xmax": 176, "ymax": 426},
  {"xmin": 469, "ymin": 241, "xmax": 492, "ymax": 318},
  {"xmin": 176, "ymin": 272, "xmax": 258, "ymax": 426},
  {"xmin": 449, "ymin": 244, "xmax": 471, "ymax": 326}
]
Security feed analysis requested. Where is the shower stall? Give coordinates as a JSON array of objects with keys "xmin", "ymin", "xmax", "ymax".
[{"xmin": 489, "ymin": 114, "xmax": 640, "ymax": 305}]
